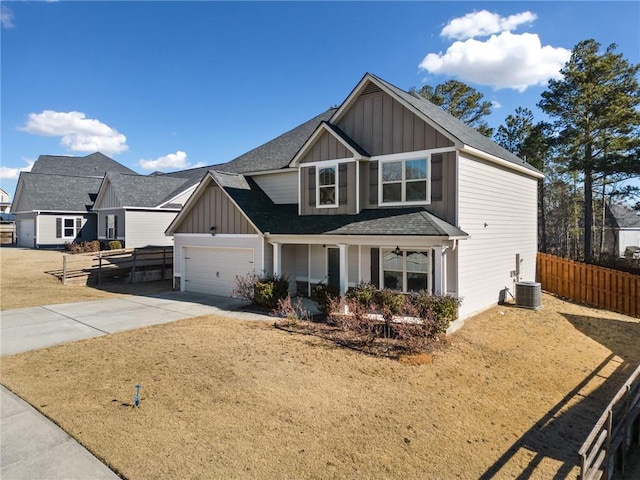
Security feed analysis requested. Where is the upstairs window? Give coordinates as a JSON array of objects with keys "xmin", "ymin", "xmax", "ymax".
[
  {"xmin": 380, "ymin": 157, "xmax": 429, "ymax": 205},
  {"xmin": 317, "ymin": 165, "xmax": 338, "ymax": 207}
]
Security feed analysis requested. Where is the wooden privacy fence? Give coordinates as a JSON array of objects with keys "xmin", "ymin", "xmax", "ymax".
[
  {"xmin": 537, "ymin": 253, "xmax": 639, "ymax": 318},
  {"xmin": 579, "ymin": 364, "xmax": 640, "ymax": 480},
  {"xmin": 50, "ymin": 246, "xmax": 173, "ymax": 286}
]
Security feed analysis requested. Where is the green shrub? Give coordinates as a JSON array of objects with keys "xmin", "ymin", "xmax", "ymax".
[
  {"xmin": 108, "ymin": 240, "xmax": 122, "ymax": 250},
  {"xmin": 311, "ymin": 283, "xmax": 341, "ymax": 313},
  {"xmin": 232, "ymin": 271, "xmax": 289, "ymax": 307},
  {"xmin": 374, "ymin": 289, "xmax": 406, "ymax": 317},
  {"xmin": 254, "ymin": 274, "xmax": 289, "ymax": 308},
  {"xmin": 346, "ymin": 281, "xmax": 377, "ymax": 308},
  {"xmin": 408, "ymin": 292, "xmax": 461, "ymax": 335}
]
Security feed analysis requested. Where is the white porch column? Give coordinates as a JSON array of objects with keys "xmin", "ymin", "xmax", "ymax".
[
  {"xmin": 338, "ymin": 243, "xmax": 348, "ymax": 295},
  {"xmin": 433, "ymin": 246, "xmax": 445, "ymax": 295},
  {"xmin": 272, "ymin": 242, "xmax": 281, "ymax": 277}
]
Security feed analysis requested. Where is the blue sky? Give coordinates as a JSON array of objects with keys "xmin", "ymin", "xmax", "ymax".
[{"xmin": 1, "ymin": 1, "xmax": 639, "ymax": 199}]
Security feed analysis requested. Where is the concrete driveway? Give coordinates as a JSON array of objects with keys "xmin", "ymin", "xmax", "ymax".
[
  {"xmin": 0, "ymin": 291, "xmax": 274, "ymax": 479},
  {"xmin": 0, "ymin": 291, "xmax": 271, "ymax": 356}
]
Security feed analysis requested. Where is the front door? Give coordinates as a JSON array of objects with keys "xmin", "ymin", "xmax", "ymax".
[{"xmin": 327, "ymin": 247, "xmax": 340, "ymax": 289}]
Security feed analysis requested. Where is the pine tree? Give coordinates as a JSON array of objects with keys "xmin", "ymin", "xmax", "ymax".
[{"xmin": 538, "ymin": 39, "xmax": 640, "ymax": 262}]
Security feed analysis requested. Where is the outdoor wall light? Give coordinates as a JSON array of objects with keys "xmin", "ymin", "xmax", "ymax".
[{"xmin": 210, "ymin": 226, "xmax": 216, "ymax": 236}]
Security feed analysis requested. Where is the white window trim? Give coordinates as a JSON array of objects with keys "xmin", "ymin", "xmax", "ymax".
[
  {"xmin": 106, "ymin": 214, "xmax": 116, "ymax": 240},
  {"xmin": 380, "ymin": 248, "xmax": 432, "ymax": 293},
  {"xmin": 316, "ymin": 163, "xmax": 339, "ymax": 209},
  {"xmin": 378, "ymin": 155, "xmax": 431, "ymax": 207},
  {"xmin": 58, "ymin": 216, "xmax": 82, "ymax": 239}
]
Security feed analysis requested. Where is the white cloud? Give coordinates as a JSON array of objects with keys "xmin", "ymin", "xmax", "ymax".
[
  {"xmin": 21, "ymin": 110, "xmax": 128, "ymax": 155},
  {"xmin": 419, "ymin": 11, "xmax": 570, "ymax": 92},
  {"xmin": 0, "ymin": 158, "xmax": 34, "ymax": 180},
  {"xmin": 1, "ymin": 5, "xmax": 15, "ymax": 29},
  {"xmin": 441, "ymin": 10, "xmax": 536, "ymax": 40},
  {"xmin": 139, "ymin": 151, "xmax": 190, "ymax": 171}
]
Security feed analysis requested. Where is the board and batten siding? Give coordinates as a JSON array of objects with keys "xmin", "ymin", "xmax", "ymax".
[
  {"xmin": 98, "ymin": 182, "xmax": 120, "ymax": 209},
  {"xmin": 337, "ymin": 87, "xmax": 454, "ymax": 157},
  {"xmin": 358, "ymin": 151, "xmax": 457, "ymax": 224},
  {"xmin": 125, "ymin": 210, "xmax": 177, "ymax": 248},
  {"xmin": 252, "ymin": 171, "xmax": 298, "ymax": 204},
  {"xmin": 175, "ymin": 185, "xmax": 256, "ymax": 235},
  {"xmin": 300, "ymin": 162, "xmax": 357, "ymax": 215},
  {"xmin": 298, "ymin": 130, "xmax": 352, "ymax": 164},
  {"xmin": 456, "ymin": 154, "xmax": 538, "ymax": 320}
]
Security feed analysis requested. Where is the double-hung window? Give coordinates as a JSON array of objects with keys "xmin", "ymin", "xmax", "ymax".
[
  {"xmin": 56, "ymin": 217, "xmax": 82, "ymax": 239},
  {"xmin": 106, "ymin": 215, "xmax": 117, "ymax": 239},
  {"xmin": 382, "ymin": 248, "xmax": 431, "ymax": 293},
  {"xmin": 380, "ymin": 157, "xmax": 429, "ymax": 205},
  {"xmin": 316, "ymin": 165, "xmax": 338, "ymax": 207}
]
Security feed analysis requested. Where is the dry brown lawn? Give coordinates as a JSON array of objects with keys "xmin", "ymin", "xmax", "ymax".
[
  {"xmin": 2, "ymin": 246, "xmax": 639, "ymax": 479},
  {"xmin": 0, "ymin": 246, "xmax": 171, "ymax": 310}
]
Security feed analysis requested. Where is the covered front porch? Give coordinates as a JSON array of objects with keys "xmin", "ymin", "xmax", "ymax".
[{"xmin": 267, "ymin": 235, "xmax": 461, "ymax": 298}]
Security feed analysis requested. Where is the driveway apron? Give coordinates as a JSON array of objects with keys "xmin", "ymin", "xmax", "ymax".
[{"xmin": 0, "ymin": 291, "xmax": 272, "ymax": 479}]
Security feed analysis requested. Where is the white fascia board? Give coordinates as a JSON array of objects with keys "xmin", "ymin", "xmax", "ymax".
[
  {"xmin": 172, "ymin": 233, "xmax": 260, "ymax": 239},
  {"xmin": 460, "ymin": 145, "xmax": 545, "ymax": 179},
  {"xmin": 300, "ymin": 157, "xmax": 356, "ymax": 168},
  {"xmin": 289, "ymin": 123, "xmax": 367, "ymax": 168},
  {"xmin": 243, "ymin": 167, "xmax": 296, "ymax": 176},
  {"xmin": 264, "ymin": 234, "xmax": 465, "ymax": 247},
  {"xmin": 35, "ymin": 210, "xmax": 94, "ymax": 214}
]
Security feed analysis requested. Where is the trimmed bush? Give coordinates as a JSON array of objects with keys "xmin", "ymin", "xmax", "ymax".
[
  {"xmin": 254, "ymin": 274, "xmax": 290, "ymax": 308},
  {"xmin": 346, "ymin": 281, "xmax": 377, "ymax": 308},
  {"xmin": 108, "ymin": 240, "xmax": 122, "ymax": 250},
  {"xmin": 311, "ymin": 283, "xmax": 341, "ymax": 314},
  {"xmin": 232, "ymin": 271, "xmax": 289, "ymax": 308}
]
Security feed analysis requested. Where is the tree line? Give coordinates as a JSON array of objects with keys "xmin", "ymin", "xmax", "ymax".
[{"xmin": 415, "ymin": 39, "xmax": 640, "ymax": 266}]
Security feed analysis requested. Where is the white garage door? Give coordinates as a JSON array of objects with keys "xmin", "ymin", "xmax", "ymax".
[
  {"xmin": 184, "ymin": 247, "xmax": 255, "ymax": 296},
  {"xmin": 17, "ymin": 219, "xmax": 34, "ymax": 248}
]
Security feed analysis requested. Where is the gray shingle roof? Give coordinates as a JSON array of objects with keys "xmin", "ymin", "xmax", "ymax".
[
  {"xmin": 19, "ymin": 173, "xmax": 102, "ymax": 212},
  {"xmin": 102, "ymin": 172, "xmax": 194, "ymax": 208},
  {"xmin": 217, "ymin": 172, "xmax": 467, "ymax": 237},
  {"xmin": 367, "ymin": 74, "xmax": 541, "ymax": 174},
  {"xmin": 215, "ymin": 109, "xmax": 337, "ymax": 174},
  {"xmin": 30, "ymin": 152, "xmax": 137, "ymax": 177},
  {"xmin": 608, "ymin": 203, "xmax": 640, "ymax": 229},
  {"xmin": 321, "ymin": 122, "xmax": 370, "ymax": 157}
]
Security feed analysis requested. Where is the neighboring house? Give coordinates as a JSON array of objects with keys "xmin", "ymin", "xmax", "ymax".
[
  {"xmin": 92, "ymin": 170, "xmax": 204, "ymax": 248},
  {"xmin": 607, "ymin": 203, "xmax": 640, "ymax": 257},
  {"xmin": 0, "ymin": 187, "xmax": 11, "ymax": 213},
  {"xmin": 167, "ymin": 73, "xmax": 543, "ymax": 326},
  {"xmin": 12, "ymin": 152, "xmax": 136, "ymax": 248}
]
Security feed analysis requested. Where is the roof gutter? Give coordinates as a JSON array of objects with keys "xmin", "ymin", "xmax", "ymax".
[{"xmin": 459, "ymin": 145, "xmax": 544, "ymax": 179}]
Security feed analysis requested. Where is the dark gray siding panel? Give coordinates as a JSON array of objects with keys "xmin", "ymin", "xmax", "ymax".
[
  {"xmin": 176, "ymin": 185, "xmax": 256, "ymax": 234},
  {"xmin": 337, "ymin": 90, "xmax": 454, "ymax": 156},
  {"xmin": 301, "ymin": 162, "xmax": 357, "ymax": 216}
]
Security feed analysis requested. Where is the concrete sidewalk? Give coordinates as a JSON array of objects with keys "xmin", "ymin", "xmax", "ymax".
[{"xmin": 0, "ymin": 291, "xmax": 289, "ymax": 480}]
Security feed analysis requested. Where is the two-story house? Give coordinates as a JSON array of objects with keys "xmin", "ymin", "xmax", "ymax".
[{"xmin": 166, "ymin": 73, "xmax": 543, "ymax": 325}]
